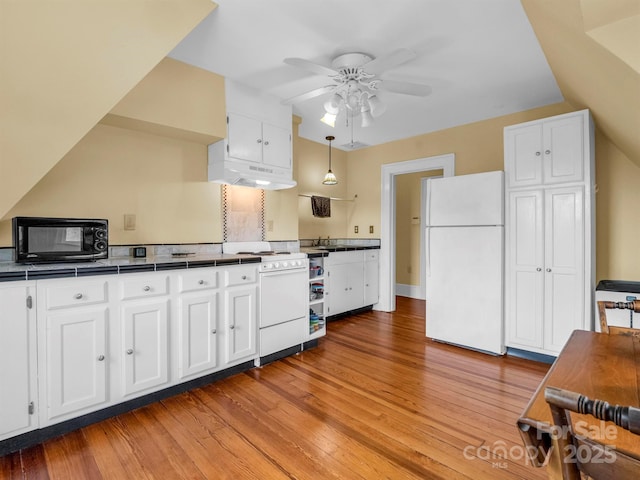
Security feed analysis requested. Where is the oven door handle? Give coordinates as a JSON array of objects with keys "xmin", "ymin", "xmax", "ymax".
[{"xmin": 260, "ymin": 268, "xmax": 307, "ymax": 277}]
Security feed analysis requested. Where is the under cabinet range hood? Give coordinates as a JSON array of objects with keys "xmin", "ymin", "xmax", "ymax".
[{"xmin": 207, "ymin": 141, "xmax": 296, "ymax": 190}]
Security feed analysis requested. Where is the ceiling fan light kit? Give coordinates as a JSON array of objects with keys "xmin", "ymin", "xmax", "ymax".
[{"xmin": 283, "ymin": 48, "xmax": 430, "ymax": 131}]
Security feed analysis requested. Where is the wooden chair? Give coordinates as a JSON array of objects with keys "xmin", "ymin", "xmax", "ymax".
[
  {"xmin": 545, "ymin": 386, "xmax": 640, "ymax": 480},
  {"xmin": 596, "ymin": 300, "xmax": 640, "ymax": 338}
]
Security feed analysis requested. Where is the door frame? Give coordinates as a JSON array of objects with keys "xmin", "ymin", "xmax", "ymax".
[{"xmin": 377, "ymin": 154, "xmax": 455, "ymax": 312}]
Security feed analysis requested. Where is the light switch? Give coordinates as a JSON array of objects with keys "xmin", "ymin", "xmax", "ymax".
[
  {"xmin": 124, "ymin": 214, "xmax": 136, "ymax": 231},
  {"xmin": 369, "ymin": 225, "xmax": 374, "ymax": 234},
  {"xmin": 354, "ymin": 226, "xmax": 359, "ymax": 233}
]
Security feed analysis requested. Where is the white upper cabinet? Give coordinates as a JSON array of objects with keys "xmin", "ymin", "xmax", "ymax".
[
  {"xmin": 504, "ymin": 110, "xmax": 589, "ymax": 188},
  {"xmin": 208, "ymin": 79, "xmax": 295, "ymax": 189}
]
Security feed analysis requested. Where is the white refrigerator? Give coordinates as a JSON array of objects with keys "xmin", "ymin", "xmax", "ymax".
[{"xmin": 425, "ymin": 171, "xmax": 505, "ymax": 355}]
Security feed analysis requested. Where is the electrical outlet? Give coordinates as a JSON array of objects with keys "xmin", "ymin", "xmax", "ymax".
[
  {"xmin": 369, "ymin": 225, "xmax": 374, "ymax": 234},
  {"xmin": 354, "ymin": 225, "xmax": 359, "ymax": 233}
]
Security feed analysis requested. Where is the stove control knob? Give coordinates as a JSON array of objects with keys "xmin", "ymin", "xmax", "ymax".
[
  {"xmin": 273, "ymin": 262, "xmax": 280, "ymax": 269},
  {"xmin": 297, "ymin": 260, "xmax": 303, "ymax": 266},
  {"xmin": 282, "ymin": 261, "xmax": 289, "ymax": 268}
]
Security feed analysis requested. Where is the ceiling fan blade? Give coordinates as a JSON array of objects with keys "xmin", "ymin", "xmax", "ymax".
[
  {"xmin": 281, "ymin": 85, "xmax": 336, "ymax": 105},
  {"xmin": 284, "ymin": 57, "xmax": 338, "ymax": 77},
  {"xmin": 364, "ymin": 48, "xmax": 417, "ymax": 75},
  {"xmin": 378, "ymin": 80, "xmax": 432, "ymax": 97}
]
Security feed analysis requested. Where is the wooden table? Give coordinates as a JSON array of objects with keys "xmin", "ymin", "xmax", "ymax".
[{"xmin": 517, "ymin": 330, "xmax": 640, "ymax": 479}]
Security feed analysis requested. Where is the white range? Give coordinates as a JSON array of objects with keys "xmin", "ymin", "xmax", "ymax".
[{"xmin": 222, "ymin": 242, "xmax": 309, "ymax": 364}]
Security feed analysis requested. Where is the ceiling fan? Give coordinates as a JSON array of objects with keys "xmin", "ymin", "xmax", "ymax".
[{"xmin": 282, "ymin": 49, "xmax": 432, "ymax": 128}]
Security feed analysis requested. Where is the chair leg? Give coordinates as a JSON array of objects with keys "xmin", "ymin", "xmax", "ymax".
[{"xmin": 597, "ymin": 301, "xmax": 610, "ymax": 334}]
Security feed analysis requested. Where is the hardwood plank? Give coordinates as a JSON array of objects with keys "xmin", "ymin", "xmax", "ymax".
[{"xmin": 2, "ymin": 297, "xmax": 550, "ymax": 479}]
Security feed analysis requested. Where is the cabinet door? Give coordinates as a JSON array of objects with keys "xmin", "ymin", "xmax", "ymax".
[
  {"xmin": 543, "ymin": 186, "xmax": 585, "ymax": 353},
  {"xmin": 177, "ymin": 292, "xmax": 219, "ymax": 379},
  {"xmin": 364, "ymin": 258, "xmax": 379, "ymax": 306},
  {"xmin": 121, "ymin": 299, "xmax": 169, "ymax": 397},
  {"xmin": 326, "ymin": 263, "xmax": 350, "ymax": 316},
  {"xmin": 227, "ymin": 113, "xmax": 262, "ymax": 163},
  {"xmin": 505, "ymin": 123, "xmax": 543, "ymax": 188},
  {"xmin": 347, "ymin": 261, "xmax": 365, "ymax": 311},
  {"xmin": 225, "ymin": 285, "xmax": 257, "ymax": 364},
  {"xmin": 44, "ymin": 307, "xmax": 108, "ymax": 421},
  {"xmin": 542, "ymin": 115, "xmax": 584, "ymax": 185},
  {"xmin": 262, "ymin": 122, "xmax": 291, "ymax": 169},
  {"xmin": 507, "ymin": 190, "xmax": 544, "ymax": 349},
  {"xmin": 0, "ymin": 284, "xmax": 37, "ymax": 439}
]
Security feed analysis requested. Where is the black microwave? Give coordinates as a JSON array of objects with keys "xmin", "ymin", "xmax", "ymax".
[{"xmin": 13, "ymin": 217, "xmax": 109, "ymax": 263}]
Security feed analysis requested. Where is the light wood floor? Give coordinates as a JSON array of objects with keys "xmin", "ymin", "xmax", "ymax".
[{"xmin": 1, "ymin": 297, "xmax": 550, "ymax": 480}]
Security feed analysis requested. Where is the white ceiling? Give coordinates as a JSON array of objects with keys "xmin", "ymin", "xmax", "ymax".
[{"xmin": 169, "ymin": 0, "xmax": 563, "ymax": 151}]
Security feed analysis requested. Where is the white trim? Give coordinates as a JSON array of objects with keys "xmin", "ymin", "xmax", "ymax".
[
  {"xmin": 378, "ymin": 154, "xmax": 455, "ymax": 312},
  {"xmin": 395, "ymin": 283, "xmax": 422, "ymax": 299}
]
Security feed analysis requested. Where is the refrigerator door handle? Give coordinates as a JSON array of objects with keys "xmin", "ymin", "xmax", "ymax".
[
  {"xmin": 425, "ymin": 228, "xmax": 431, "ymax": 277},
  {"xmin": 426, "ymin": 180, "xmax": 432, "ymax": 226}
]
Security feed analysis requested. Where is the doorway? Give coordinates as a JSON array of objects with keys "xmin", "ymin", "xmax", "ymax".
[{"xmin": 378, "ymin": 154, "xmax": 455, "ymax": 312}]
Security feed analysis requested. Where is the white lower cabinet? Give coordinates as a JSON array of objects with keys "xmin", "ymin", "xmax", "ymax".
[
  {"xmin": 2, "ymin": 263, "xmax": 263, "ymax": 445},
  {"xmin": 118, "ymin": 273, "xmax": 170, "ymax": 398},
  {"xmin": 175, "ymin": 268, "xmax": 220, "ymax": 380},
  {"xmin": 364, "ymin": 250, "xmax": 380, "ymax": 307},
  {"xmin": 325, "ymin": 249, "xmax": 379, "ymax": 317},
  {"xmin": 36, "ymin": 278, "xmax": 111, "ymax": 425},
  {"xmin": 223, "ymin": 265, "xmax": 258, "ymax": 365},
  {"xmin": 0, "ymin": 283, "xmax": 38, "ymax": 440}
]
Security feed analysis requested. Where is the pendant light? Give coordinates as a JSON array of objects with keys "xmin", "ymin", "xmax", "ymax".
[{"xmin": 322, "ymin": 136, "xmax": 337, "ymax": 185}]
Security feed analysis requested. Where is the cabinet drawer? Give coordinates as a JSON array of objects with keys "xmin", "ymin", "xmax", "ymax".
[
  {"xmin": 178, "ymin": 269, "xmax": 219, "ymax": 293},
  {"xmin": 364, "ymin": 249, "xmax": 379, "ymax": 262},
  {"xmin": 120, "ymin": 274, "xmax": 170, "ymax": 300},
  {"xmin": 45, "ymin": 280, "xmax": 108, "ymax": 310},
  {"xmin": 225, "ymin": 265, "xmax": 258, "ymax": 286}
]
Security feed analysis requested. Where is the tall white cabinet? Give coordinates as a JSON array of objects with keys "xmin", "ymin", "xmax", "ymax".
[{"xmin": 504, "ymin": 109, "xmax": 594, "ymax": 356}]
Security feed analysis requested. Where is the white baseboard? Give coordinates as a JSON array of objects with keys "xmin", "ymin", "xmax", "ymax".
[{"xmin": 395, "ymin": 284, "xmax": 424, "ymax": 300}]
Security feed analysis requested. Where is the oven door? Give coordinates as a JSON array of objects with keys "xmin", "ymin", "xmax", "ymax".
[{"xmin": 260, "ymin": 267, "xmax": 308, "ymax": 328}]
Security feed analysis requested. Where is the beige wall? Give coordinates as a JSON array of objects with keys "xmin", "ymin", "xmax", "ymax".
[
  {"xmin": 0, "ymin": 0, "xmax": 216, "ymax": 219},
  {"xmin": 296, "ymin": 137, "xmax": 351, "ymax": 240},
  {"xmin": 0, "ymin": 124, "xmax": 223, "ymax": 246}
]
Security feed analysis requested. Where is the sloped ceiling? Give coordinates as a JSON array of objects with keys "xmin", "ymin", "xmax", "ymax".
[
  {"xmin": 0, "ymin": 0, "xmax": 216, "ymax": 219},
  {"xmin": 521, "ymin": 0, "xmax": 640, "ymax": 167}
]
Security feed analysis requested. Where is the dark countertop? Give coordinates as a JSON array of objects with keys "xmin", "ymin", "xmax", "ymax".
[
  {"xmin": 301, "ymin": 245, "xmax": 380, "ymax": 257},
  {"xmin": 0, "ymin": 253, "xmax": 262, "ymax": 282}
]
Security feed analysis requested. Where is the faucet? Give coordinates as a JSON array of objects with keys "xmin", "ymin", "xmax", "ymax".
[{"xmin": 315, "ymin": 236, "xmax": 321, "ymax": 247}]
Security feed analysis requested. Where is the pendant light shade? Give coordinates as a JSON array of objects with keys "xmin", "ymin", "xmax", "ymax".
[{"xmin": 322, "ymin": 135, "xmax": 338, "ymax": 185}]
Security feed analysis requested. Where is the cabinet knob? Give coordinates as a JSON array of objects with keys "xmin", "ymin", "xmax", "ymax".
[
  {"xmin": 126, "ymin": 349, "xmax": 134, "ymax": 355},
  {"xmin": 198, "ymin": 279, "xmax": 204, "ymax": 285},
  {"xmin": 264, "ymin": 141, "xmax": 269, "ymax": 146},
  {"xmin": 545, "ymin": 149, "xmax": 551, "ymax": 155},
  {"xmin": 230, "ymin": 325, "xmax": 235, "ymax": 330},
  {"xmin": 143, "ymin": 285, "xmax": 151, "ymax": 292},
  {"xmin": 75, "ymin": 293, "xmax": 83, "ymax": 300},
  {"xmin": 97, "ymin": 355, "xmax": 105, "ymax": 361},
  {"xmin": 536, "ymin": 267, "xmax": 542, "ymax": 272},
  {"xmin": 241, "ymin": 275, "xmax": 247, "ymax": 280},
  {"xmin": 546, "ymin": 268, "xmax": 552, "ymax": 272},
  {"xmin": 212, "ymin": 329, "xmax": 217, "ymax": 334},
  {"xmin": 535, "ymin": 151, "xmax": 541, "ymax": 156},
  {"xmin": 256, "ymin": 139, "xmax": 262, "ymax": 144}
]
